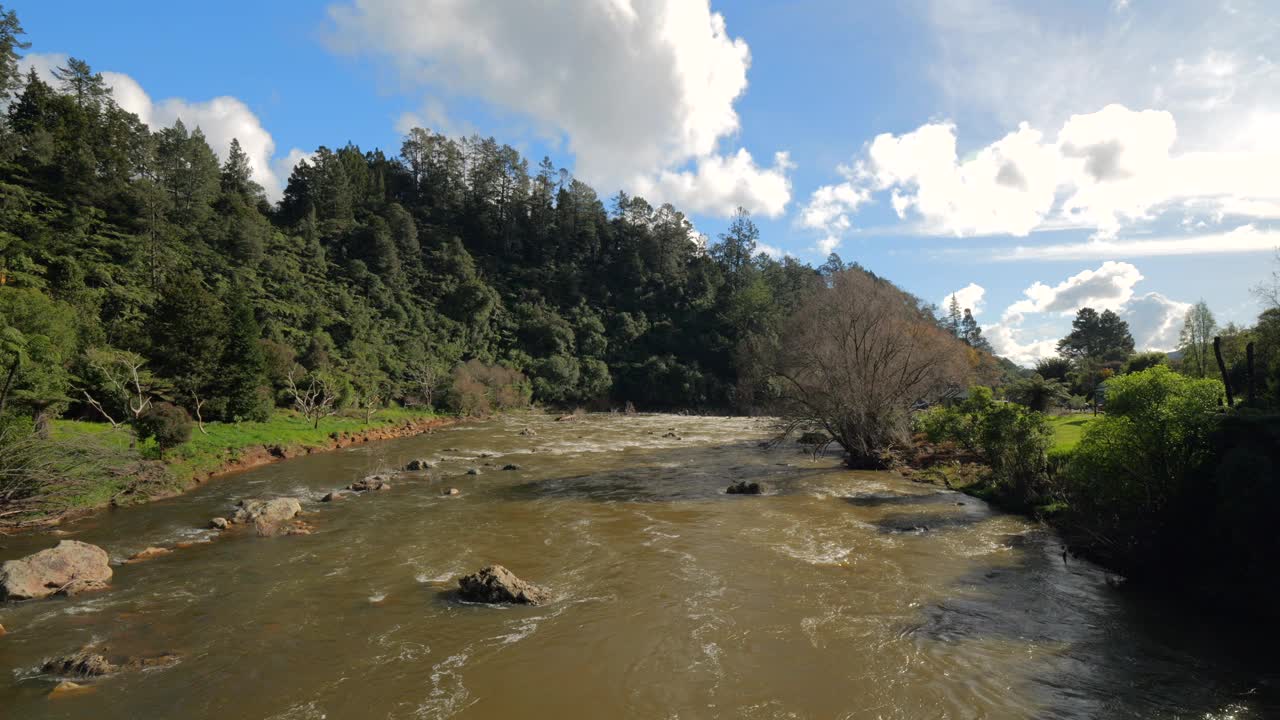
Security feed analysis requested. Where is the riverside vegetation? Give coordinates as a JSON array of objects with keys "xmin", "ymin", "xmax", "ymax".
[{"xmin": 1, "ymin": 3, "xmax": 1279, "ymax": 617}]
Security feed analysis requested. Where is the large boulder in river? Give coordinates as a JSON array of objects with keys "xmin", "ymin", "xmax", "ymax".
[
  {"xmin": 231, "ymin": 497, "xmax": 303, "ymax": 537},
  {"xmin": 0, "ymin": 540, "xmax": 112, "ymax": 601},
  {"xmin": 457, "ymin": 565, "xmax": 549, "ymax": 606}
]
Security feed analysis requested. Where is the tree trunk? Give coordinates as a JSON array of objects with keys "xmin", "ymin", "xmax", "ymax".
[
  {"xmin": 1214, "ymin": 336, "xmax": 1234, "ymax": 407},
  {"xmin": 0, "ymin": 357, "xmax": 19, "ymax": 417}
]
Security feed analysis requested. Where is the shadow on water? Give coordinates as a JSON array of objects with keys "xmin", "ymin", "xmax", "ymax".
[{"xmin": 908, "ymin": 529, "xmax": 1280, "ymax": 719}]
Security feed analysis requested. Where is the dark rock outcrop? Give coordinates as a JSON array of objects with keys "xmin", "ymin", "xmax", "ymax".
[
  {"xmin": 405, "ymin": 459, "xmax": 433, "ymax": 471},
  {"xmin": 725, "ymin": 481, "xmax": 763, "ymax": 495},
  {"xmin": 457, "ymin": 565, "xmax": 549, "ymax": 605},
  {"xmin": 501, "ymin": 463, "xmax": 521, "ymax": 471},
  {"xmin": 0, "ymin": 540, "xmax": 113, "ymax": 601},
  {"xmin": 42, "ymin": 647, "xmax": 179, "ymax": 678}
]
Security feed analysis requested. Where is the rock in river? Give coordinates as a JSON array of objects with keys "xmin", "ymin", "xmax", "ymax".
[
  {"xmin": 127, "ymin": 547, "xmax": 171, "ymax": 563},
  {"xmin": 0, "ymin": 540, "xmax": 113, "ymax": 601},
  {"xmin": 231, "ymin": 497, "xmax": 304, "ymax": 537},
  {"xmin": 442, "ymin": 487, "xmax": 461, "ymax": 496},
  {"xmin": 42, "ymin": 647, "xmax": 180, "ymax": 678},
  {"xmin": 209, "ymin": 517, "xmax": 229, "ymax": 530},
  {"xmin": 347, "ymin": 475, "xmax": 392, "ymax": 493},
  {"xmin": 457, "ymin": 565, "xmax": 549, "ymax": 605},
  {"xmin": 405, "ymin": 458, "xmax": 432, "ymax": 471},
  {"xmin": 725, "ymin": 481, "xmax": 763, "ymax": 495}
]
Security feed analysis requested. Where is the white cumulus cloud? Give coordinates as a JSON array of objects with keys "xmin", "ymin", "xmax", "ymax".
[
  {"xmin": 987, "ymin": 261, "xmax": 1191, "ymax": 365},
  {"xmin": 940, "ymin": 283, "xmax": 986, "ymax": 317},
  {"xmin": 804, "ymin": 104, "xmax": 1280, "ymax": 245},
  {"xmin": 325, "ymin": 0, "xmax": 792, "ymax": 217}
]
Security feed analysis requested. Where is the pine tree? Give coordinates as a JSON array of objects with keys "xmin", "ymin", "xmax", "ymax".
[
  {"xmin": 220, "ymin": 137, "xmax": 263, "ymax": 200},
  {"xmin": 946, "ymin": 294, "xmax": 963, "ymax": 337},
  {"xmin": 0, "ymin": 5, "xmax": 29, "ymax": 103},
  {"xmin": 220, "ymin": 287, "xmax": 269, "ymax": 421},
  {"xmin": 960, "ymin": 309, "xmax": 992, "ymax": 352}
]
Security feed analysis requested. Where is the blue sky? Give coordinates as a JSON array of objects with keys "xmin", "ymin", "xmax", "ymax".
[{"xmin": 13, "ymin": 0, "xmax": 1280, "ymax": 364}]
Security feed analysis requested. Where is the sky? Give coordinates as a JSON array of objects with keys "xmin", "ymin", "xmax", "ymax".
[{"xmin": 11, "ymin": 0, "xmax": 1280, "ymax": 365}]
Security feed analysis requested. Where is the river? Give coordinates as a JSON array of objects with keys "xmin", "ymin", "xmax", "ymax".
[{"xmin": 0, "ymin": 413, "xmax": 1275, "ymax": 718}]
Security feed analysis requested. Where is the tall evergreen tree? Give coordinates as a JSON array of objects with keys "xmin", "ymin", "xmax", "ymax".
[{"xmin": 220, "ymin": 287, "xmax": 269, "ymax": 421}]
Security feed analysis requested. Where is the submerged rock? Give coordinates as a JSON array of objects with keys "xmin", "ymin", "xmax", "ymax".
[
  {"xmin": 405, "ymin": 459, "xmax": 432, "ymax": 471},
  {"xmin": 320, "ymin": 492, "xmax": 344, "ymax": 503},
  {"xmin": 662, "ymin": 431, "xmax": 682, "ymax": 440},
  {"xmin": 347, "ymin": 475, "xmax": 392, "ymax": 493},
  {"xmin": 519, "ymin": 427, "xmax": 537, "ymax": 437},
  {"xmin": 457, "ymin": 565, "xmax": 549, "ymax": 605},
  {"xmin": 209, "ymin": 517, "xmax": 229, "ymax": 530},
  {"xmin": 127, "ymin": 547, "xmax": 171, "ymax": 563},
  {"xmin": 0, "ymin": 622, "xmax": 7, "ymax": 636},
  {"xmin": 231, "ymin": 498, "xmax": 304, "ymax": 537},
  {"xmin": 42, "ymin": 648, "xmax": 179, "ymax": 679},
  {"xmin": 49, "ymin": 680, "xmax": 92, "ymax": 698},
  {"xmin": 0, "ymin": 540, "xmax": 113, "ymax": 601},
  {"xmin": 725, "ymin": 481, "xmax": 763, "ymax": 495},
  {"xmin": 466, "ymin": 468, "xmax": 481, "ymax": 476},
  {"xmin": 501, "ymin": 463, "xmax": 521, "ymax": 471},
  {"xmin": 442, "ymin": 487, "xmax": 461, "ymax": 496}
]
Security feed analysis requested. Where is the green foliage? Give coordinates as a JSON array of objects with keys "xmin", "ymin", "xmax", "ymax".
[
  {"xmin": 1004, "ymin": 374, "xmax": 1070, "ymax": 412},
  {"xmin": 1034, "ymin": 357, "xmax": 1072, "ymax": 382},
  {"xmin": 915, "ymin": 386, "xmax": 1051, "ymax": 496},
  {"xmin": 135, "ymin": 401, "xmax": 192, "ymax": 453},
  {"xmin": 1121, "ymin": 351, "xmax": 1167, "ymax": 375},
  {"xmin": 1063, "ymin": 366, "xmax": 1223, "ymax": 565}
]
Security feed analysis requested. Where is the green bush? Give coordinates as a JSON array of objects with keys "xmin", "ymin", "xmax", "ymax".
[
  {"xmin": 914, "ymin": 386, "xmax": 1052, "ymax": 499},
  {"xmin": 1063, "ymin": 366, "xmax": 1223, "ymax": 567},
  {"xmin": 135, "ymin": 402, "xmax": 194, "ymax": 453}
]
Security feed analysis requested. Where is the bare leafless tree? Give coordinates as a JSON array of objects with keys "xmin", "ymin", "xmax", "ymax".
[
  {"xmin": 763, "ymin": 269, "xmax": 970, "ymax": 468},
  {"xmin": 404, "ymin": 360, "xmax": 442, "ymax": 408},
  {"xmin": 1252, "ymin": 249, "xmax": 1279, "ymax": 310},
  {"xmin": 80, "ymin": 349, "xmax": 158, "ymax": 441},
  {"xmin": 285, "ymin": 367, "xmax": 339, "ymax": 429}
]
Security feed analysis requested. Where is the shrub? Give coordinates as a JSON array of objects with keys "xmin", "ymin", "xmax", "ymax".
[
  {"xmin": 445, "ymin": 360, "xmax": 532, "ymax": 417},
  {"xmin": 135, "ymin": 402, "xmax": 193, "ymax": 453},
  {"xmin": 1063, "ymin": 366, "xmax": 1223, "ymax": 567}
]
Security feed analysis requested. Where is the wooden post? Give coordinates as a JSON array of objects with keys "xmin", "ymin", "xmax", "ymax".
[
  {"xmin": 1247, "ymin": 342, "xmax": 1256, "ymax": 407},
  {"xmin": 1214, "ymin": 336, "xmax": 1234, "ymax": 407}
]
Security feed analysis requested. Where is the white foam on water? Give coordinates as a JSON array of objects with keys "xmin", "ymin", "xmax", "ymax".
[
  {"xmin": 415, "ymin": 571, "xmax": 455, "ymax": 584},
  {"xmin": 414, "ymin": 651, "xmax": 474, "ymax": 718},
  {"xmin": 265, "ymin": 700, "xmax": 327, "ymax": 720},
  {"xmin": 368, "ymin": 592, "xmax": 386, "ymax": 603}
]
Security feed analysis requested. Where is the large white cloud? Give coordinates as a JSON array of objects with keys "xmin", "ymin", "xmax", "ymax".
[
  {"xmin": 986, "ymin": 261, "xmax": 1191, "ymax": 365},
  {"xmin": 803, "ymin": 104, "xmax": 1280, "ymax": 244},
  {"xmin": 325, "ymin": 0, "xmax": 792, "ymax": 217},
  {"xmin": 19, "ymin": 53, "xmax": 305, "ymax": 200},
  {"xmin": 995, "ymin": 224, "xmax": 1280, "ymax": 261}
]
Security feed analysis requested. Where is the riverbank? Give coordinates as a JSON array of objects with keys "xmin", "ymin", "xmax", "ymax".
[{"xmin": 1, "ymin": 409, "xmax": 452, "ymax": 533}]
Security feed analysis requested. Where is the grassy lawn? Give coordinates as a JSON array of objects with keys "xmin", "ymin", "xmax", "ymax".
[
  {"xmin": 28, "ymin": 407, "xmax": 444, "ymax": 518},
  {"xmin": 1046, "ymin": 414, "xmax": 1097, "ymax": 453}
]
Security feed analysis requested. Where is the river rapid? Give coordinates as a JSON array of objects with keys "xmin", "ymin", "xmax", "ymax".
[{"xmin": 0, "ymin": 413, "xmax": 1276, "ymax": 719}]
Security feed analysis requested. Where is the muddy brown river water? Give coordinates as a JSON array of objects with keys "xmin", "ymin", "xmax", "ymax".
[{"xmin": 0, "ymin": 413, "xmax": 1276, "ymax": 719}]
